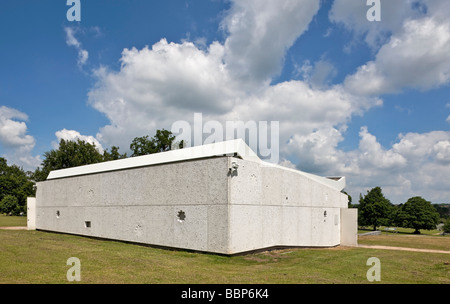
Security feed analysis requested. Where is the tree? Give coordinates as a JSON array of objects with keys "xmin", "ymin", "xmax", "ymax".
[
  {"xmin": 33, "ymin": 129, "xmax": 177, "ymax": 181},
  {"xmin": 130, "ymin": 129, "xmax": 176, "ymax": 157},
  {"xmin": 342, "ymin": 191, "xmax": 353, "ymax": 208},
  {"xmin": 130, "ymin": 135, "xmax": 155, "ymax": 157},
  {"xmin": 153, "ymin": 129, "xmax": 176, "ymax": 152},
  {"xmin": 399, "ymin": 196, "xmax": 440, "ymax": 234},
  {"xmin": 103, "ymin": 146, "xmax": 127, "ymax": 161},
  {"xmin": 34, "ymin": 139, "xmax": 105, "ymax": 181},
  {"xmin": 432, "ymin": 204, "xmax": 450, "ymax": 220},
  {"xmin": 443, "ymin": 220, "xmax": 450, "ymax": 234},
  {"xmin": 34, "ymin": 139, "xmax": 128, "ymax": 181},
  {"xmin": 358, "ymin": 187, "xmax": 392, "ymax": 231},
  {"xmin": 389, "ymin": 203, "xmax": 404, "ymax": 228},
  {"xmin": 0, "ymin": 157, "xmax": 35, "ymax": 214},
  {"xmin": 0, "ymin": 195, "xmax": 20, "ymax": 216}
]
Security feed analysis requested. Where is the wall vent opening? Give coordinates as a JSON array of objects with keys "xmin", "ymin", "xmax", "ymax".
[
  {"xmin": 177, "ymin": 210, "xmax": 186, "ymax": 222},
  {"xmin": 85, "ymin": 221, "xmax": 91, "ymax": 228}
]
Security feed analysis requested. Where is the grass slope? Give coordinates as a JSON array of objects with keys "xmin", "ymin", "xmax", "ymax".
[
  {"xmin": 1, "ymin": 215, "xmax": 449, "ymax": 284},
  {"xmin": 0, "ymin": 214, "xmax": 27, "ymax": 227}
]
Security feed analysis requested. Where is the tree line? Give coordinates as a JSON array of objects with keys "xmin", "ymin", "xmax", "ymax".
[
  {"xmin": 0, "ymin": 158, "xmax": 35, "ymax": 216},
  {"xmin": 351, "ymin": 186, "xmax": 450, "ymax": 234}
]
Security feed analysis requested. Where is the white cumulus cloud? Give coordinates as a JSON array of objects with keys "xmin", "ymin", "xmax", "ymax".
[
  {"xmin": 344, "ymin": 17, "xmax": 450, "ymax": 96},
  {"xmin": 54, "ymin": 129, "xmax": 104, "ymax": 154},
  {"xmin": 83, "ymin": 0, "xmax": 450, "ymax": 203},
  {"xmin": 291, "ymin": 127, "xmax": 450, "ymax": 204},
  {"xmin": 88, "ymin": 38, "xmax": 239, "ymax": 150},
  {"xmin": 329, "ymin": 0, "xmax": 422, "ymax": 48},
  {"xmin": 221, "ymin": 0, "xmax": 320, "ymax": 85},
  {"xmin": 0, "ymin": 106, "xmax": 40, "ymax": 170}
]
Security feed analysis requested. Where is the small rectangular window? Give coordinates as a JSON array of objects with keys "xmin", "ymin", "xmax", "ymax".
[{"xmin": 85, "ymin": 221, "xmax": 91, "ymax": 228}]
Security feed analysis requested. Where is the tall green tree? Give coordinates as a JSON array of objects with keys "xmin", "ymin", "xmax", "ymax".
[
  {"xmin": 130, "ymin": 135, "xmax": 156, "ymax": 157},
  {"xmin": 432, "ymin": 204, "xmax": 450, "ymax": 220},
  {"xmin": 358, "ymin": 186, "xmax": 392, "ymax": 231},
  {"xmin": 33, "ymin": 139, "xmax": 105, "ymax": 181},
  {"xmin": 130, "ymin": 129, "xmax": 176, "ymax": 157},
  {"xmin": 399, "ymin": 196, "xmax": 440, "ymax": 234},
  {"xmin": 342, "ymin": 191, "xmax": 353, "ymax": 208},
  {"xmin": 103, "ymin": 146, "xmax": 127, "ymax": 161},
  {"xmin": 389, "ymin": 203, "xmax": 404, "ymax": 227},
  {"xmin": 0, "ymin": 195, "xmax": 20, "ymax": 216},
  {"xmin": 443, "ymin": 220, "xmax": 450, "ymax": 234},
  {"xmin": 0, "ymin": 157, "xmax": 35, "ymax": 215}
]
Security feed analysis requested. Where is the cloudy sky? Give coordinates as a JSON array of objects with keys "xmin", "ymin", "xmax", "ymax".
[{"xmin": 1, "ymin": 0, "xmax": 449, "ymax": 204}]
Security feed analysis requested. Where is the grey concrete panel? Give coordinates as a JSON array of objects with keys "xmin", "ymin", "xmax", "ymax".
[
  {"xmin": 34, "ymin": 154, "xmax": 351, "ymax": 254},
  {"xmin": 340, "ymin": 208, "xmax": 358, "ymax": 246}
]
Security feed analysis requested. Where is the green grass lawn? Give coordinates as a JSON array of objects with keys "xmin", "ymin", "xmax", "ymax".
[
  {"xmin": 358, "ymin": 233, "xmax": 450, "ymax": 251},
  {"xmin": 0, "ymin": 214, "xmax": 27, "ymax": 227},
  {"xmin": 0, "ymin": 216, "xmax": 449, "ymax": 284}
]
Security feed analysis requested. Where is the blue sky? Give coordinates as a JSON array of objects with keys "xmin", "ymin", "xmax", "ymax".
[{"xmin": 1, "ymin": 0, "xmax": 449, "ymax": 204}]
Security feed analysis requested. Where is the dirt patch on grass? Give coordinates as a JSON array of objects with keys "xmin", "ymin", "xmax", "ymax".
[{"xmin": 243, "ymin": 248, "xmax": 295, "ymax": 262}]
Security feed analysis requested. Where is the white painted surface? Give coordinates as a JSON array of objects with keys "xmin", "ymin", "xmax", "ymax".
[{"xmin": 27, "ymin": 197, "xmax": 36, "ymax": 230}]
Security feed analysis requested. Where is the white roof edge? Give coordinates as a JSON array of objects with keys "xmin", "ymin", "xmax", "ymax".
[
  {"xmin": 258, "ymin": 162, "xmax": 346, "ymax": 192},
  {"xmin": 46, "ymin": 139, "xmax": 346, "ymax": 191},
  {"xmin": 46, "ymin": 139, "xmax": 260, "ymax": 180}
]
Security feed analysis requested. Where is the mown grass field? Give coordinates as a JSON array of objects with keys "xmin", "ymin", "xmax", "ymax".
[
  {"xmin": 0, "ymin": 214, "xmax": 27, "ymax": 227},
  {"xmin": 0, "ymin": 215, "xmax": 449, "ymax": 284}
]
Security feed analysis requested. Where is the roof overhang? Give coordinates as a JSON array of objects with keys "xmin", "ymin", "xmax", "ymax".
[
  {"xmin": 46, "ymin": 139, "xmax": 259, "ymax": 180},
  {"xmin": 259, "ymin": 162, "xmax": 346, "ymax": 192},
  {"xmin": 46, "ymin": 139, "xmax": 346, "ymax": 191}
]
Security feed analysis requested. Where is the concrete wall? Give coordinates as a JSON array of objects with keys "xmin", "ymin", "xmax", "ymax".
[
  {"xmin": 340, "ymin": 208, "xmax": 358, "ymax": 246},
  {"xmin": 35, "ymin": 156, "xmax": 352, "ymax": 254},
  {"xmin": 36, "ymin": 157, "xmax": 230, "ymax": 254},
  {"xmin": 228, "ymin": 158, "xmax": 348, "ymax": 253}
]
